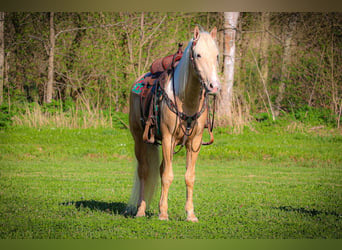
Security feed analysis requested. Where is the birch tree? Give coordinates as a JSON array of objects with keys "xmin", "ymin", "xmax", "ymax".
[{"xmin": 218, "ymin": 12, "xmax": 239, "ymax": 125}]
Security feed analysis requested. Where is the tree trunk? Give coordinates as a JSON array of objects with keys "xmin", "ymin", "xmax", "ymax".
[
  {"xmin": 138, "ymin": 12, "xmax": 144, "ymax": 76},
  {"xmin": 57, "ymin": 13, "xmax": 86, "ymax": 101},
  {"xmin": 46, "ymin": 12, "xmax": 55, "ymax": 103},
  {"xmin": 260, "ymin": 12, "xmax": 275, "ymax": 120},
  {"xmin": 0, "ymin": 12, "xmax": 4, "ymax": 105},
  {"xmin": 260, "ymin": 12, "xmax": 270, "ymax": 95},
  {"xmin": 218, "ymin": 12, "xmax": 239, "ymax": 125},
  {"xmin": 275, "ymin": 14, "xmax": 297, "ymax": 116}
]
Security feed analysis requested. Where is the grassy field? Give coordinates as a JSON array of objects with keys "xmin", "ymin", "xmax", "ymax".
[{"xmin": 0, "ymin": 125, "xmax": 341, "ymax": 239}]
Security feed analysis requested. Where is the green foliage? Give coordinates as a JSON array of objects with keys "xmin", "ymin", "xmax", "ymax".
[
  {"xmin": 0, "ymin": 104, "xmax": 14, "ymax": 128},
  {"xmin": 251, "ymin": 106, "xmax": 338, "ymax": 132},
  {"xmin": 3, "ymin": 12, "xmax": 342, "ymax": 128},
  {"xmin": 41, "ymin": 100, "xmax": 64, "ymax": 114},
  {"xmin": 293, "ymin": 105, "xmax": 337, "ymax": 126},
  {"xmin": 111, "ymin": 111, "xmax": 129, "ymax": 129},
  {"xmin": 0, "ymin": 128, "xmax": 341, "ymax": 238},
  {"xmin": 39, "ymin": 98, "xmax": 77, "ymax": 114},
  {"xmin": 253, "ymin": 112, "xmax": 271, "ymax": 122},
  {"xmin": 62, "ymin": 97, "xmax": 76, "ymax": 112}
]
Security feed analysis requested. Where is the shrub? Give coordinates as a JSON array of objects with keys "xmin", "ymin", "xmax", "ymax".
[
  {"xmin": 293, "ymin": 105, "xmax": 337, "ymax": 127},
  {"xmin": 0, "ymin": 104, "xmax": 14, "ymax": 128}
]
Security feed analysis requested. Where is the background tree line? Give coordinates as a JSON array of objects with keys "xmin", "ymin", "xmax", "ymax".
[{"xmin": 0, "ymin": 12, "xmax": 341, "ymax": 128}]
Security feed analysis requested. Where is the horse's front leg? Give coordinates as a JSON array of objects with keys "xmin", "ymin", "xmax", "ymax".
[
  {"xmin": 184, "ymin": 136, "xmax": 202, "ymax": 222},
  {"xmin": 159, "ymin": 134, "xmax": 174, "ymax": 221}
]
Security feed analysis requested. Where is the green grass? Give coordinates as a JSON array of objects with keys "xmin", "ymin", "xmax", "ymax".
[{"xmin": 0, "ymin": 126, "xmax": 341, "ymax": 239}]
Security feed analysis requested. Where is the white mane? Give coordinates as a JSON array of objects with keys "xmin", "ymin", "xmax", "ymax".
[
  {"xmin": 172, "ymin": 39, "xmax": 193, "ymax": 98},
  {"xmin": 167, "ymin": 31, "xmax": 218, "ymax": 100}
]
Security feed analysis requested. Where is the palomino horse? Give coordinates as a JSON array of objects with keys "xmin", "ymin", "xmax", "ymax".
[{"xmin": 128, "ymin": 26, "xmax": 220, "ymax": 222}]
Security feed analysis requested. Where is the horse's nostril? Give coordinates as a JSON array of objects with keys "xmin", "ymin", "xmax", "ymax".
[{"xmin": 209, "ymin": 83, "xmax": 213, "ymax": 89}]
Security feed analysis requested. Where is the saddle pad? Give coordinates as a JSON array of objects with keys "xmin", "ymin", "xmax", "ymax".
[{"xmin": 132, "ymin": 76, "xmax": 146, "ymax": 95}]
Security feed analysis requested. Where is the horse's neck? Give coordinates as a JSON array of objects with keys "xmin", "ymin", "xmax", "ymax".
[{"xmin": 173, "ymin": 59, "xmax": 203, "ymax": 115}]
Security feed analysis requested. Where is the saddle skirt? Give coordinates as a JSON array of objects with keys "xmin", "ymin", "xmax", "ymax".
[
  {"xmin": 131, "ymin": 72, "xmax": 160, "ymax": 98},
  {"xmin": 131, "ymin": 71, "xmax": 168, "ymax": 144}
]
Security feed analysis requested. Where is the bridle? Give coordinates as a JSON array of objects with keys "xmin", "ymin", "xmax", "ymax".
[
  {"xmin": 189, "ymin": 38, "xmax": 218, "ymax": 95},
  {"xmin": 161, "ymin": 37, "xmax": 217, "ymax": 152}
]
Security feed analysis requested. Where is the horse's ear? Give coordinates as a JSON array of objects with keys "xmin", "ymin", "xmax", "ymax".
[
  {"xmin": 210, "ymin": 27, "xmax": 217, "ymax": 40},
  {"xmin": 194, "ymin": 25, "xmax": 200, "ymax": 41}
]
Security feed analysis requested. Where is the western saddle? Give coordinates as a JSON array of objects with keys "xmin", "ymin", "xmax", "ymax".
[{"xmin": 134, "ymin": 43, "xmax": 184, "ymax": 145}]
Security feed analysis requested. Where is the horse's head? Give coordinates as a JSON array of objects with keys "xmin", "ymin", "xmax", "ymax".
[{"xmin": 190, "ymin": 26, "xmax": 221, "ymax": 95}]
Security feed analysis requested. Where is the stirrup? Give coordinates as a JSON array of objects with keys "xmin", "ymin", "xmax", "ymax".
[{"xmin": 142, "ymin": 120, "xmax": 155, "ymax": 144}]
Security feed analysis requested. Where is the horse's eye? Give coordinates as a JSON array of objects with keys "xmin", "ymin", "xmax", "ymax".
[{"xmin": 196, "ymin": 54, "xmax": 201, "ymax": 58}]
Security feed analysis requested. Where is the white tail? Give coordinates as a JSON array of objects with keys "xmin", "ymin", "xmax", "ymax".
[{"xmin": 126, "ymin": 144, "xmax": 160, "ymax": 215}]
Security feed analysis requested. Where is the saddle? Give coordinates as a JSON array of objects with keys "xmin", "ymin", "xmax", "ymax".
[{"xmin": 132, "ymin": 43, "xmax": 184, "ymax": 144}]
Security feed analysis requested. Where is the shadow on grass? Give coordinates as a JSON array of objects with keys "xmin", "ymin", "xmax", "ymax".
[
  {"xmin": 60, "ymin": 200, "xmax": 155, "ymax": 218},
  {"xmin": 273, "ymin": 206, "xmax": 341, "ymax": 218},
  {"xmin": 61, "ymin": 200, "xmax": 127, "ymax": 215}
]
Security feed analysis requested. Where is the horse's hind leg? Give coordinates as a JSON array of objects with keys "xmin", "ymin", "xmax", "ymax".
[
  {"xmin": 128, "ymin": 89, "xmax": 159, "ymax": 217},
  {"xmin": 131, "ymin": 137, "xmax": 160, "ymax": 217},
  {"xmin": 134, "ymin": 139, "xmax": 149, "ymax": 217}
]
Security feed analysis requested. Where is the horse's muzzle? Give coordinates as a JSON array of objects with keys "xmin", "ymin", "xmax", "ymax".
[{"xmin": 207, "ymin": 81, "xmax": 221, "ymax": 95}]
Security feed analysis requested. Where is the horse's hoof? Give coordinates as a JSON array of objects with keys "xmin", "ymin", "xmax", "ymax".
[
  {"xmin": 158, "ymin": 214, "xmax": 169, "ymax": 221},
  {"xmin": 186, "ymin": 216, "xmax": 199, "ymax": 222}
]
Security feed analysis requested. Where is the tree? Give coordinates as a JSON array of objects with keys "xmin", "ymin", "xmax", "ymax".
[
  {"xmin": 218, "ymin": 12, "xmax": 239, "ymax": 125},
  {"xmin": 46, "ymin": 12, "xmax": 55, "ymax": 103},
  {"xmin": 3, "ymin": 12, "xmax": 341, "ymax": 127},
  {"xmin": 0, "ymin": 12, "xmax": 4, "ymax": 105},
  {"xmin": 255, "ymin": 12, "xmax": 275, "ymax": 121},
  {"xmin": 260, "ymin": 12, "xmax": 270, "ymax": 103},
  {"xmin": 274, "ymin": 13, "xmax": 297, "ymax": 116},
  {"xmin": 55, "ymin": 13, "xmax": 87, "ymax": 102}
]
